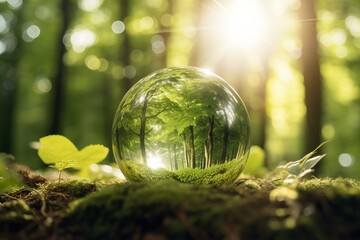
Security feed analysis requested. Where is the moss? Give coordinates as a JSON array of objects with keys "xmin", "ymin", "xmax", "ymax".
[
  {"xmin": 239, "ymin": 179, "xmax": 262, "ymax": 190},
  {"xmin": 1, "ymin": 177, "xmax": 359, "ymax": 239},
  {"xmin": 61, "ymin": 181, "xmax": 245, "ymax": 239},
  {"xmin": 297, "ymin": 177, "xmax": 360, "ymax": 193},
  {"xmin": 45, "ymin": 179, "xmax": 97, "ymax": 198},
  {"xmin": 119, "ymin": 160, "xmax": 176, "ymax": 182},
  {"xmin": 120, "ymin": 158, "xmax": 245, "ymax": 186},
  {"xmin": 60, "ymin": 177, "xmax": 360, "ymax": 240},
  {"xmin": 174, "ymin": 158, "xmax": 244, "ymax": 185}
]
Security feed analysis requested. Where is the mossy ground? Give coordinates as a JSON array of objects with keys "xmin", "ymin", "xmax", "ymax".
[
  {"xmin": 119, "ymin": 158, "xmax": 245, "ymax": 185},
  {"xmin": 1, "ymin": 169, "xmax": 360, "ymax": 240}
]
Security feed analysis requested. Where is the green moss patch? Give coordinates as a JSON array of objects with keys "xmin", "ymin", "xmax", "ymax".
[
  {"xmin": 119, "ymin": 158, "xmax": 244, "ymax": 185},
  {"xmin": 1, "ymin": 177, "xmax": 359, "ymax": 239},
  {"xmin": 59, "ymin": 178, "xmax": 360, "ymax": 240}
]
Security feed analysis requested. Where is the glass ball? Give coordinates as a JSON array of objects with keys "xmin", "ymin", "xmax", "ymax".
[{"xmin": 112, "ymin": 67, "xmax": 251, "ymax": 184}]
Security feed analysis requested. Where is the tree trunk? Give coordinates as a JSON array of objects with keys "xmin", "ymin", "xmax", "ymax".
[
  {"xmin": 220, "ymin": 108, "xmax": 229, "ymax": 164},
  {"xmin": 49, "ymin": 0, "xmax": 71, "ymax": 134},
  {"xmin": 257, "ymin": 57, "xmax": 270, "ymax": 166},
  {"xmin": 140, "ymin": 92, "xmax": 149, "ymax": 164},
  {"xmin": 173, "ymin": 144, "xmax": 178, "ymax": 170},
  {"xmin": 157, "ymin": 0, "xmax": 173, "ymax": 68},
  {"xmin": 0, "ymin": 2, "xmax": 24, "ymax": 153},
  {"xmin": 204, "ymin": 116, "xmax": 215, "ymax": 167},
  {"xmin": 182, "ymin": 133, "xmax": 189, "ymax": 168},
  {"xmin": 188, "ymin": 1, "xmax": 202, "ymax": 66},
  {"xmin": 119, "ymin": 0, "xmax": 132, "ymax": 96},
  {"xmin": 189, "ymin": 125, "xmax": 196, "ymax": 168},
  {"xmin": 169, "ymin": 145, "xmax": 173, "ymax": 170},
  {"xmin": 300, "ymin": 0, "xmax": 322, "ymax": 154}
]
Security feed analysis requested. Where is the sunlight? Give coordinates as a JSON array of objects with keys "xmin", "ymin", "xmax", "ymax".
[
  {"xmin": 224, "ymin": 1, "xmax": 269, "ymax": 48},
  {"xmin": 147, "ymin": 153, "xmax": 165, "ymax": 170},
  {"xmin": 196, "ymin": 0, "xmax": 275, "ymax": 67}
]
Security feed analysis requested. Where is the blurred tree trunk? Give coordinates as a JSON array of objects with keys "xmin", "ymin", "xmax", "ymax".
[
  {"xmin": 102, "ymin": 73, "xmax": 113, "ymax": 150},
  {"xmin": 119, "ymin": 0, "xmax": 132, "ymax": 96},
  {"xmin": 189, "ymin": 1, "xmax": 201, "ymax": 66},
  {"xmin": 300, "ymin": 0, "xmax": 323, "ymax": 154},
  {"xmin": 49, "ymin": 0, "xmax": 71, "ymax": 134},
  {"xmin": 257, "ymin": 58, "xmax": 270, "ymax": 166},
  {"xmin": 159, "ymin": 0, "xmax": 173, "ymax": 68},
  {"xmin": 0, "ymin": 4, "xmax": 24, "ymax": 153}
]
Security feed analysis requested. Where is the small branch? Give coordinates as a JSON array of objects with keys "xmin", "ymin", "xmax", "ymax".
[{"xmin": 58, "ymin": 170, "xmax": 62, "ymax": 184}]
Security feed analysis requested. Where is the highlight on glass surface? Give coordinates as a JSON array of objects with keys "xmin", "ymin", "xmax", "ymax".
[{"xmin": 112, "ymin": 67, "xmax": 251, "ymax": 184}]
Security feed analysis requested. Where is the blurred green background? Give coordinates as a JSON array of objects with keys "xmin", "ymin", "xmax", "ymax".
[{"xmin": 0, "ymin": 0, "xmax": 359, "ymax": 179}]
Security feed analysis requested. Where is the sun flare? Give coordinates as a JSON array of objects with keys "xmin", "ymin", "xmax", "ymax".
[
  {"xmin": 195, "ymin": 0, "xmax": 275, "ymax": 67},
  {"xmin": 224, "ymin": 1, "xmax": 269, "ymax": 48},
  {"xmin": 147, "ymin": 153, "xmax": 165, "ymax": 170}
]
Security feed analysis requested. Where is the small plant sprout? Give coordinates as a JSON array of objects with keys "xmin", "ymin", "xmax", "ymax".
[
  {"xmin": 37, "ymin": 135, "xmax": 109, "ymax": 183},
  {"xmin": 276, "ymin": 141, "xmax": 329, "ymax": 183}
]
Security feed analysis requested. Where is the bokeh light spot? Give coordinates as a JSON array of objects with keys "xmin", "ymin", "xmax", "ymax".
[
  {"xmin": 78, "ymin": 0, "xmax": 103, "ymax": 12},
  {"xmin": 7, "ymin": 0, "xmax": 22, "ymax": 9},
  {"xmin": 70, "ymin": 28, "xmax": 96, "ymax": 53},
  {"xmin": 122, "ymin": 65, "xmax": 136, "ymax": 79},
  {"xmin": 0, "ymin": 41, "xmax": 6, "ymax": 55},
  {"xmin": 338, "ymin": 153, "xmax": 355, "ymax": 167},
  {"xmin": 85, "ymin": 55, "xmax": 101, "ymax": 70},
  {"xmin": 34, "ymin": 76, "xmax": 52, "ymax": 93},
  {"xmin": 111, "ymin": 20, "xmax": 125, "ymax": 34},
  {"xmin": 151, "ymin": 35, "xmax": 165, "ymax": 54},
  {"xmin": 0, "ymin": 15, "xmax": 7, "ymax": 33}
]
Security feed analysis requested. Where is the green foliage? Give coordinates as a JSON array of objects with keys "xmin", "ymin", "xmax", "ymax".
[
  {"xmin": 0, "ymin": 154, "xmax": 23, "ymax": 193},
  {"xmin": 37, "ymin": 135, "xmax": 109, "ymax": 181},
  {"xmin": 242, "ymin": 145, "xmax": 267, "ymax": 177}
]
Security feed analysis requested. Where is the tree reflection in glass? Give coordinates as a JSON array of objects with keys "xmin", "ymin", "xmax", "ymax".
[{"xmin": 112, "ymin": 67, "xmax": 251, "ymax": 184}]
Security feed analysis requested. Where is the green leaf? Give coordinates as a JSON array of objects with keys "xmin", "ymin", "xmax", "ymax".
[
  {"xmin": 287, "ymin": 161, "xmax": 301, "ymax": 175},
  {"xmin": 72, "ymin": 144, "xmax": 109, "ymax": 169},
  {"xmin": 38, "ymin": 135, "xmax": 78, "ymax": 165},
  {"xmin": 302, "ymin": 154, "xmax": 326, "ymax": 171},
  {"xmin": 273, "ymin": 141, "xmax": 329, "ymax": 183},
  {"xmin": 38, "ymin": 135, "xmax": 109, "ymax": 171},
  {"xmin": 299, "ymin": 140, "xmax": 329, "ymax": 169}
]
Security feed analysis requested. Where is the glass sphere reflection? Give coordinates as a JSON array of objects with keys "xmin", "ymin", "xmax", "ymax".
[{"xmin": 112, "ymin": 67, "xmax": 251, "ymax": 184}]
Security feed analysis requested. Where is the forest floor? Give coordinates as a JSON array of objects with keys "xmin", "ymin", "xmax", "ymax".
[{"xmin": 1, "ymin": 167, "xmax": 360, "ymax": 240}]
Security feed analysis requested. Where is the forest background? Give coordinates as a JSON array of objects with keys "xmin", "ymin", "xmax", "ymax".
[{"xmin": 0, "ymin": 0, "xmax": 359, "ymax": 179}]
